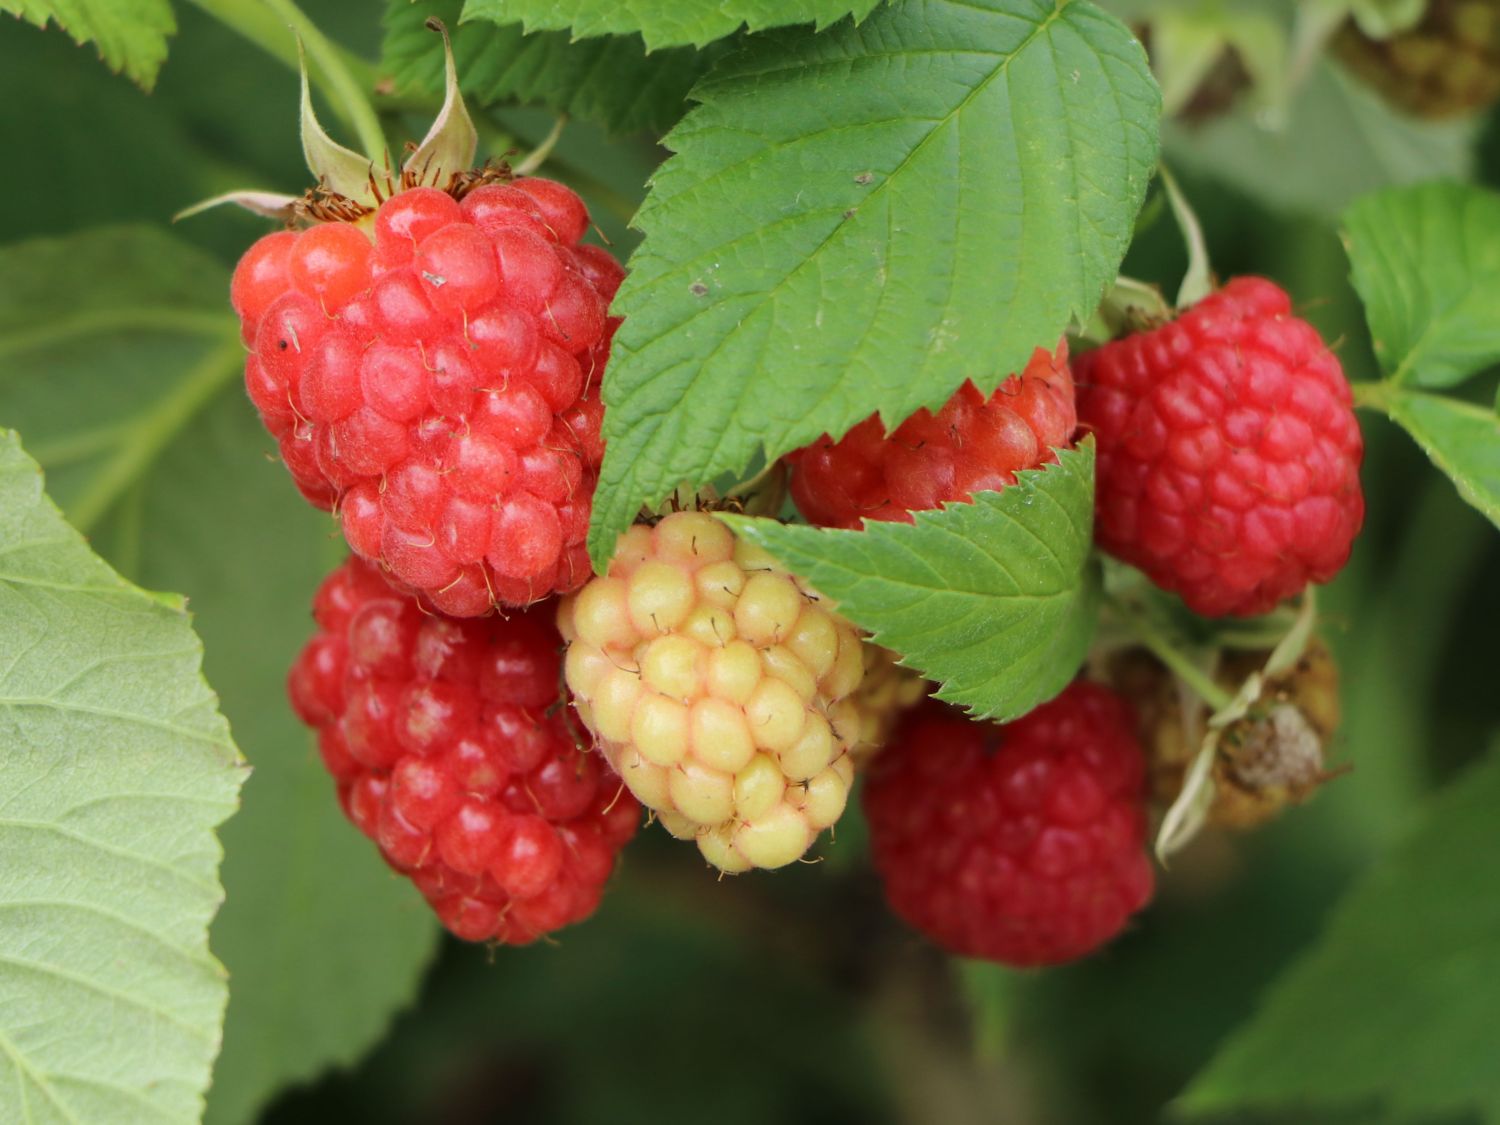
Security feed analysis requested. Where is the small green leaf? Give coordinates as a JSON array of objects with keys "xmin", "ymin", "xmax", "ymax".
[
  {"xmin": 1378, "ymin": 388, "xmax": 1500, "ymax": 530},
  {"xmin": 2, "ymin": 0, "xmax": 175, "ymax": 88},
  {"xmin": 460, "ymin": 0, "xmax": 880, "ymax": 50},
  {"xmin": 723, "ymin": 445, "xmax": 1099, "ymax": 722},
  {"xmin": 384, "ymin": 0, "xmax": 723, "ymax": 136},
  {"xmin": 0, "ymin": 227, "xmax": 440, "ymax": 1124},
  {"xmin": 300, "ymin": 44, "xmax": 376, "ymax": 200},
  {"xmin": 590, "ymin": 0, "xmax": 1159, "ymax": 566},
  {"xmin": 1179, "ymin": 745, "xmax": 1500, "ymax": 1123},
  {"xmin": 0, "ymin": 430, "xmax": 245, "ymax": 1122},
  {"xmin": 1343, "ymin": 182, "xmax": 1500, "ymax": 388}
]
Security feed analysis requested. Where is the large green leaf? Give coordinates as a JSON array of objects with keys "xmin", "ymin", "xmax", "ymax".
[
  {"xmin": 1343, "ymin": 182, "xmax": 1500, "ymax": 389},
  {"xmin": 723, "ymin": 445, "xmax": 1099, "ymax": 722},
  {"xmin": 461, "ymin": 0, "xmax": 879, "ymax": 50},
  {"xmin": 1180, "ymin": 746, "xmax": 1500, "ymax": 1123},
  {"xmin": 0, "ymin": 431, "xmax": 243, "ymax": 1122},
  {"xmin": 385, "ymin": 0, "xmax": 722, "ymax": 135},
  {"xmin": 590, "ymin": 0, "xmax": 1159, "ymax": 566},
  {"xmin": 1, "ymin": 0, "xmax": 175, "ymax": 88},
  {"xmin": 1163, "ymin": 60, "xmax": 1476, "ymax": 218},
  {"xmin": 0, "ymin": 227, "xmax": 440, "ymax": 1123},
  {"xmin": 1375, "ymin": 387, "xmax": 1500, "ymax": 530}
]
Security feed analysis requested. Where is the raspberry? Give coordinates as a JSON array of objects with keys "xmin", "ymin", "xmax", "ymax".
[
  {"xmin": 1110, "ymin": 640, "xmax": 1341, "ymax": 828},
  {"xmin": 288, "ymin": 557, "xmax": 639, "ymax": 944},
  {"xmin": 850, "ymin": 644, "xmax": 928, "ymax": 764},
  {"xmin": 1076, "ymin": 278, "xmax": 1364, "ymax": 618},
  {"xmin": 787, "ymin": 344, "xmax": 1075, "ymax": 529},
  {"xmin": 231, "ymin": 178, "xmax": 626, "ymax": 615},
  {"xmin": 1332, "ymin": 0, "xmax": 1500, "ymax": 119},
  {"xmin": 864, "ymin": 683, "xmax": 1153, "ymax": 966},
  {"xmin": 558, "ymin": 510, "xmax": 867, "ymax": 872}
]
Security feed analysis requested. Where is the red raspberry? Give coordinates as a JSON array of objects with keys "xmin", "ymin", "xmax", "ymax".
[
  {"xmin": 288, "ymin": 557, "xmax": 638, "ymax": 944},
  {"xmin": 787, "ymin": 344, "xmax": 1075, "ymax": 529},
  {"xmin": 863, "ymin": 683, "xmax": 1154, "ymax": 967},
  {"xmin": 232, "ymin": 179, "xmax": 626, "ymax": 615},
  {"xmin": 1076, "ymin": 277, "xmax": 1364, "ymax": 617}
]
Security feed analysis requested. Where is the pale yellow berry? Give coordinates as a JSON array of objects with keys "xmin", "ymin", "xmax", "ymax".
[
  {"xmin": 697, "ymin": 824, "xmax": 753, "ymax": 874},
  {"xmin": 778, "ymin": 711, "xmax": 834, "ymax": 780},
  {"xmin": 668, "ymin": 760, "xmax": 735, "ymax": 825},
  {"xmin": 695, "ymin": 560, "xmax": 746, "ymax": 610},
  {"xmin": 654, "ymin": 511, "xmax": 735, "ymax": 565},
  {"xmin": 627, "ymin": 560, "xmax": 696, "ymax": 634},
  {"xmin": 827, "ymin": 697, "xmax": 862, "ymax": 753},
  {"xmin": 563, "ymin": 641, "xmax": 612, "ymax": 699},
  {"xmin": 641, "ymin": 634, "xmax": 705, "ymax": 700},
  {"xmin": 656, "ymin": 809, "xmax": 699, "ymax": 840},
  {"xmin": 760, "ymin": 644, "xmax": 816, "ymax": 703},
  {"xmin": 680, "ymin": 604, "xmax": 735, "ymax": 647},
  {"xmin": 784, "ymin": 609, "xmax": 839, "ymax": 681},
  {"xmin": 570, "ymin": 577, "xmax": 636, "ymax": 650},
  {"xmin": 613, "ymin": 744, "xmax": 670, "ymax": 810},
  {"xmin": 745, "ymin": 677, "xmax": 806, "ymax": 753},
  {"xmin": 733, "ymin": 540, "xmax": 780, "ymax": 573},
  {"xmin": 690, "ymin": 697, "xmax": 756, "ymax": 773},
  {"xmin": 609, "ymin": 524, "xmax": 655, "ymax": 575},
  {"xmin": 590, "ymin": 667, "xmax": 643, "ymax": 744},
  {"xmin": 796, "ymin": 763, "xmax": 851, "ymax": 828},
  {"xmin": 733, "ymin": 754, "xmax": 786, "ymax": 821},
  {"xmin": 556, "ymin": 596, "xmax": 579, "ymax": 642},
  {"xmin": 630, "ymin": 693, "xmax": 690, "ymax": 768},
  {"xmin": 822, "ymin": 627, "xmax": 866, "ymax": 699},
  {"xmin": 734, "ymin": 572, "xmax": 804, "ymax": 645},
  {"xmin": 706, "ymin": 640, "xmax": 762, "ymax": 704},
  {"xmin": 735, "ymin": 804, "xmax": 814, "ymax": 870}
]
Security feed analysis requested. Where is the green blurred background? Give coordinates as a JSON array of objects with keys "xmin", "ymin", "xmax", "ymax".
[{"xmin": 1, "ymin": 2, "xmax": 1497, "ymax": 1122}]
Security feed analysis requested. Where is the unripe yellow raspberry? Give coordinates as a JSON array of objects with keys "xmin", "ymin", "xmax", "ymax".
[
  {"xmin": 559, "ymin": 511, "xmax": 866, "ymax": 871},
  {"xmin": 850, "ymin": 644, "xmax": 929, "ymax": 764}
]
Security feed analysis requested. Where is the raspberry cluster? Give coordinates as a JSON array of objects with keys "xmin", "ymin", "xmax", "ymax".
[
  {"xmin": 1077, "ymin": 277, "xmax": 1364, "ymax": 617},
  {"xmin": 559, "ymin": 511, "xmax": 866, "ymax": 872},
  {"xmin": 863, "ymin": 683, "xmax": 1154, "ymax": 966},
  {"xmin": 788, "ymin": 344, "xmax": 1076, "ymax": 529},
  {"xmin": 233, "ymin": 179, "xmax": 623, "ymax": 614},
  {"xmin": 288, "ymin": 558, "xmax": 638, "ymax": 943}
]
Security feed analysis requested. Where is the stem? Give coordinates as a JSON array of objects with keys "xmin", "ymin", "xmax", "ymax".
[
  {"xmin": 1350, "ymin": 379, "xmax": 1392, "ymax": 412},
  {"xmin": 185, "ymin": 0, "xmax": 379, "ymax": 142},
  {"xmin": 1158, "ymin": 163, "xmax": 1213, "ymax": 309},
  {"xmin": 1110, "ymin": 598, "xmax": 1233, "ymax": 711},
  {"xmin": 513, "ymin": 115, "xmax": 569, "ymax": 177}
]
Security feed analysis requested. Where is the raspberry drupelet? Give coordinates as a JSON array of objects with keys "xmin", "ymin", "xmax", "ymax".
[
  {"xmin": 788, "ymin": 343, "xmax": 1076, "ymax": 529},
  {"xmin": 232, "ymin": 178, "xmax": 624, "ymax": 615},
  {"xmin": 1076, "ymin": 277, "xmax": 1364, "ymax": 617},
  {"xmin": 863, "ymin": 683, "xmax": 1154, "ymax": 967},
  {"xmin": 288, "ymin": 557, "xmax": 639, "ymax": 944}
]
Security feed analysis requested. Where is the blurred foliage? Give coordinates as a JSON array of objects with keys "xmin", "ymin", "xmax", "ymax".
[{"xmin": 1, "ymin": 2, "xmax": 1498, "ymax": 1124}]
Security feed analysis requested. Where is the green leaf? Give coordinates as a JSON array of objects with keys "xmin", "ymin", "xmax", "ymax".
[
  {"xmin": 1179, "ymin": 746, "xmax": 1500, "ymax": 1123},
  {"xmin": 383, "ymin": 0, "xmax": 722, "ymax": 136},
  {"xmin": 2, "ymin": 0, "xmax": 175, "ymax": 88},
  {"xmin": 0, "ymin": 430, "xmax": 244, "ymax": 1122},
  {"xmin": 590, "ymin": 0, "xmax": 1160, "ymax": 566},
  {"xmin": 1377, "ymin": 387, "xmax": 1500, "ymax": 530},
  {"xmin": 1162, "ymin": 60, "xmax": 1477, "ymax": 218},
  {"xmin": 723, "ymin": 445, "xmax": 1099, "ymax": 722},
  {"xmin": 0, "ymin": 227, "xmax": 440, "ymax": 1123},
  {"xmin": 460, "ymin": 0, "xmax": 880, "ymax": 50},
  {"xmin": 1343, "ymin": 182, "xmax": 1500, "ymax": 388}
]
